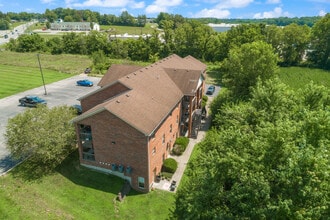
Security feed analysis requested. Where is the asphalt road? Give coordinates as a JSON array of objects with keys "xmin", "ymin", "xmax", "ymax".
[
  {"xmin": 0, "ymin": 21, "xmax": 36, "ymax": 45},
  {"xmin": 0, "ymin": 74, "xmax": 101, "ymax": 175}
]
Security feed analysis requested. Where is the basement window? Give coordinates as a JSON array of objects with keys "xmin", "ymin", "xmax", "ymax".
[{"xmin": 138, "ymin": 177, "xmax": 145, "ymax": 188}]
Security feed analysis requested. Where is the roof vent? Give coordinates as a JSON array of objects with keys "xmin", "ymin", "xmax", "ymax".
[
  {"xmin": 126, "ymin": 75, "xmax": 130, "ymax": 78},
  {"xmin": 126, "ymin": 94, "xmax": 130, "ymax": 97},
  {"xmin": 116, "ymin": 100, "xmax": 120, "ymax": 103}
]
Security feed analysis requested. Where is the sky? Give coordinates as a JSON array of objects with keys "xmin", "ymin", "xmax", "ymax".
[{"xmin": 0, "ymin": 0, "xmax": 329, "ymax": 19}]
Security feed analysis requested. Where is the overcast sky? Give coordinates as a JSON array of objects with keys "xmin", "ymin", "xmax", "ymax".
[{"xmin": 0, "ymin": 0, "xmax": 329, "ymax": 19}]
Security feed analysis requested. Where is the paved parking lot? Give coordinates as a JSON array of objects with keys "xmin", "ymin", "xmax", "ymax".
[{"xmin": 0, "ymin": 74, "xmax": 101, "ymax": 175}]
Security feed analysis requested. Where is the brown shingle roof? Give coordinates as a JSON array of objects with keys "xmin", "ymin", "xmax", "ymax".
[
  {"xmin": 164, "ymin": 68, "xmax": 203, "ymax": 96},
  {"xmin": 74, "ymin": 54, "xmax": 206, "ymax": 135},
  {"xmin": 98, "ymin": 64, "xmax": 143, "ymax": 87}
]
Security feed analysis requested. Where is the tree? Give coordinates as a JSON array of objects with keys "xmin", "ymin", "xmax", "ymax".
[
  {"xmin": 90, "ymin": 49, "xmax": 109, "ymax": 74},
  {"xmin": 222, "ymin": 41, "xmax": 278, "ymax": 99},
  {"xmin": 308, "ymin": 13, "xmax": 330, "ymax": 69},
  {"xmin": 173, "ymin": 79, "xmax": 330, "ymax": 219},
  {"xmin": 222, "ymin": 24, "xmax": 266, "ymax": 61},
  {"xmin": 85, "ymin": 31, "xmax": 110, "ymax": 55},
  {"xmin": 13, "ymin": 33, "xmax": 46, "ymax": 52},
  {"xmin": 173, "ymin": 20, "xmax": 214, "ymax": 59},
  {"xmin": 280, "ymin": 23, "xmax": 311, "ymax": 66},
  {"xmin": 61, "ymin": 32, "xmax": 87, "ymax": 54},
  {"xmin": 264, "ymin": 25, "xmax": 283, "ymax": 56},
  {"xmin": 0, "ymin": 19, "xmax": 10, "ymax": 30},
  {"xmin": 45, "ymin": 36, "xmax": 63, "ymax": 54},
  {"xmin": 5, "ymin": 105, "xmax": 77, "ymax": 169}
]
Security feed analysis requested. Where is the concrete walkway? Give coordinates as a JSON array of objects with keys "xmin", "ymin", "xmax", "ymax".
[{"xmin": 152, "ymin": 114, "xmax": 211, "ymax": 192}]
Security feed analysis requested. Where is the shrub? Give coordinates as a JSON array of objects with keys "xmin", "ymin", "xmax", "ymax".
[
  {"xmin": 172, "ymin": 144, "xmax": 185, "ymax": 156},
  {"xmin": 175, "ymin": 137, "xmax": 189, "ymax": 149},
  {"xmin": 162, "ymin": 158, "xmax": 178, "ymax": 173}
]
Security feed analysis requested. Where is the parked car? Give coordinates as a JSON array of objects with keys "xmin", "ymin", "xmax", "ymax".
[
  {"xmin": 71, "ymin": 104, "xmax": 82, "ymax": 115},
  {"xmin": 76, "ymin": 79, "xmax": 93, "ymax": 87},
  {"xmin": 19, "ymin": 95, "xmax": 47, "ymax": 107},
  {"xmin": 206, "ymin": 85, "xmax": 215, "ymax": 95},
  {"xmin": 84, "ymin": 68, "xmax": 91, "ymax": 74}
]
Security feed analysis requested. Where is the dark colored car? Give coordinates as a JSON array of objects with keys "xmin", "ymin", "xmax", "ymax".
[
  {"xmin": 206, "ymin": 85, "xmax": 215, "ymax": 95},
  {"xmin": 84, "ymin": 68, "xmax": 91, "ymax": 74},
  {"xmin": 19, "ymin": 95, "xmax": 47, "ymax": 107},
  {"xmin": 77, "ymin": 79, "xmax": 93, "ymax": 87},
  {"xmin": 71, "ymin": 104, "xmax": 82, "ymax": 115}
]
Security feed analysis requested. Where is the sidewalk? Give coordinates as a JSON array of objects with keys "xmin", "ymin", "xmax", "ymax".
[{"xmin": 152, "ymin": 115, "xmax": 211, "ymax": 192}]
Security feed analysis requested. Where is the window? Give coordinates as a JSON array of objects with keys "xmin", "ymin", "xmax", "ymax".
[
  {"xmin": 162, "ymin": 134, "xmax": 165, "ymax": 144},
  {"xmin": 138, "ymin": 177, "xmax": 145, "ymax": 188},
  {"xmin": 152, "ymin": 147, "xmax": 156, "ymax": 155},
  {"xmin": 176, "ymin": 115, "xmax": 179, "ymax": 123},
  {"xmin": 170, "ymin": 124, "xmax": 172, "ymax": 133},
  {"xmin": 79, "ymin": 124, "xmax": 95, "ymax": 161}
]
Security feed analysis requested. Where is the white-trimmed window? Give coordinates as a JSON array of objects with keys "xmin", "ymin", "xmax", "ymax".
[{"xmin": 152, "ymin": 147, "xmax": 156, "ymax": 155}]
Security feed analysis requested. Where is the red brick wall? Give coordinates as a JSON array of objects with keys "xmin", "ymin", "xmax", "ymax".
[
  {"xmin": 81, "ymin": 82, "xmax": 129, "ymax": 112},
  {"xmin": 76, "ymin": 110, "xmax": 150, "ymax": 192},
  {"xmin": 75, "ymin": 101, "xmax": 182, "ymax": 192},
  {"xmin": 148, "ymin": 102, "xmax": 181, "ymax": 184}
]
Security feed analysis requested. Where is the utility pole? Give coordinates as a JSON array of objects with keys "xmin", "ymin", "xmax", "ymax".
[{"xmin": 37, "ymin": 54, "xmax": 47, "ymax": 95}]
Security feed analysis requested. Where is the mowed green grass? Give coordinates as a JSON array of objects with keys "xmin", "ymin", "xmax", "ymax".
[
  {"xmin": 0, "ymin": 64, "xmax": 73, "ymax": 99},
  {"xmin": 278, "ymin": 66, "xmax": 330, "ymax": 89},
  {"xmin": 0, "ymin": 152, "xmax": 175, "ymax": 219}
]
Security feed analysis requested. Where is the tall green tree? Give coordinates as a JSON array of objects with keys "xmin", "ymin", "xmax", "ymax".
[
  {"xmin": 12, "ymin": 34, "xmax": 46, "ymax": 52},
  {"xmin": 85, "ymin": 31, "xmax": 110, "ymax": 55},
  {"xmin": 222, "ymin": 41, "xmax": 278, "ymax": 99},
  {"xmin": 61, "ymin": 32, "xmax": 87, "ymax": 54},
  {"xmin": 174, "ymin": 79, "xmax": 330, "ymax": 219},
  {"xmin": 5, "ymin": 105, "xmax": 77, "ymax": 169},
  {"xmin": 308, "ymin": 13, "xmax": 330, "ymax": 69},
  {"xmin": 280, "ymin": 23, "xmax": 311, "ymax": 66}
]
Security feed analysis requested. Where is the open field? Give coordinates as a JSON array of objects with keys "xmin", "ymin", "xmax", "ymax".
[
  {"xmin": 0, "ymin": 64, "xmax": 73, "ymax": 99},
  {"xmin": 0, "ymin": 51, "xmax": 149, "ymax": 99},
  {"xmin": 29, "ymin": 22, "xmax": 158, "ymax": 36},
  {"xmin": 0, "ymin": 51, "xmax": 92, "ymax": 74},
  {"xmin": 0, "ymin": 151, "xmax": 175, "ymax": 219},
  {"xmin": 101, "ymin": 23, "xmax": 158, "ymax": 35},
  {"xmin": 206, "ymin": 64, "xmax": 330, "ymax": 89},
  {"xmin": 278, "ymin": 66, "xmax": 330, "ymax": 89}
]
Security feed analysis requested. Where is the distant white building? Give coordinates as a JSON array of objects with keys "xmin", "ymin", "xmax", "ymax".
[{"xmin": 50, "ymin": 21, "xmax": 100, "ymax": 31}]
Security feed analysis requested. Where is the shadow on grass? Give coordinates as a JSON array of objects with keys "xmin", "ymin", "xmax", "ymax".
[
  {"xmin": 57, "ymin": 150, "xmax": 141, "ymax": 196},
  {"xmin": 8, "ymin": 149, "xmax": 144, "ymax": 197},
  {"xmin": 10, "ymin": 157, "xmax": 56, "ymax": 182},
  {"xmin": 56, "ymin": 150, "xmax": 123, "ymax": 195}
]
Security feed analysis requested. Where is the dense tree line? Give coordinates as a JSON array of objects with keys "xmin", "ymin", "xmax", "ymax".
[
  {"xmin": 173, "ymin": 39, "xmax": 330, "ymax": 219},
  {"xmin": 174, "ymin": 79, "xmax": 330, "ymax": 219},
  {"xmin": 195, "ymin": 16, "xmax": 322, "ymax": 27},
  {"xmin": 6, "ymin": 13, "xmax": 329, "ymax": 70}
]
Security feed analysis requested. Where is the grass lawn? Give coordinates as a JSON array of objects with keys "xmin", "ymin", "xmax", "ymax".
[
  {"xmin": 100, "ymin": 23, "xmax": 158, "ymax": 35},
  {"xmin": 206, "ymin": 64, "xmax": 330, "ymax": 89},
  {"xmin": 0, "ymin": 51, "xmax": 92, "ymax": 74},
  {"xmin": 0, "ymin": 64, "xmax": 73, "ymax": 99},
  {"xmin": 278, "ymin": 66, "xmax": 330, "ymax": 89},
  {"xmin": 0, "ymin": 151, "xmax": 175, "ymax": 219}
]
